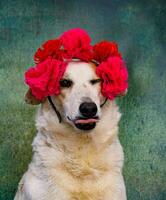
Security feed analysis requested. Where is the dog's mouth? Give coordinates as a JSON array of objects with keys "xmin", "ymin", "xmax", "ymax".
[{"xmin": 67, "ymin": 116, "xmax": 99, "ymax": 131}]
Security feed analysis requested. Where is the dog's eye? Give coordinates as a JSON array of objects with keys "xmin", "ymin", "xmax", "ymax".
[
  {"xmin": 60, "ymin": 79, "xmax": 73, "ymax": 88},
  {"xmin": 90, "ymin": 79, "xmax": 101, "ymax": 85}
]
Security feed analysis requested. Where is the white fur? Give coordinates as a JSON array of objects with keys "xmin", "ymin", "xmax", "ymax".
[
  {"xmin": 14, "ymin": 62, "xmax": 126, "ymax": 200},
  {"xmin": 62, "ymin": 62, "xmax": 102, "ymax": 123}
]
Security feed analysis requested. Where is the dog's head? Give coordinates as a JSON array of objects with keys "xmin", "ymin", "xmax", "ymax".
[
  {"xmin": 24, "ymin": 28, "xmax": 128, "ymax": 133},
  {"xmin": 25, "ymin": 61, "xmax": 106, "ymax": 131}
]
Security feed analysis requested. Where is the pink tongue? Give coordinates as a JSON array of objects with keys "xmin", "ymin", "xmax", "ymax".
[{"xmin": 75, "ymin": 118, "xmax": 98, "ymax": 124}]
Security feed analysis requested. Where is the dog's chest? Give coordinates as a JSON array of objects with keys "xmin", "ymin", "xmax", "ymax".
[
  {"xmin": 63, "ymin": 147, "xmax": 108, "ymax": 178},
  {"xmin": 47, "ymin": 146, "xmax": 111, "ymax": 200},
  {"xmin": 32, "ymin": 134, "xmax": 123, "ymax": 200}
]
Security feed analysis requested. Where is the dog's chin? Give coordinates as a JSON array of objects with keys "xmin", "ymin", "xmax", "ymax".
[{"xmin": 74, "ymin": 122, "xmax": 96, "ymax": 131}]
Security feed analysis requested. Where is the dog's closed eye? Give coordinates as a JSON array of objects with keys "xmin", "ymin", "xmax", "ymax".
[
  {"xmin": 60, "ymin": 79, "xmax": 73, "ymax": 88},
  {"xmin": 90, "ymin": 79, "xmax": 101, "ymax": 85}
]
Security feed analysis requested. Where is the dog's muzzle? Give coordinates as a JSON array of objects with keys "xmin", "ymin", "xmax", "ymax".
[
  {"xmin": 68, "ymin": 101, "xmax": 99, "ymax": 131},
  {"xmin": 48, "ymin": 96, "xmax": 107, "ymax": 130}
]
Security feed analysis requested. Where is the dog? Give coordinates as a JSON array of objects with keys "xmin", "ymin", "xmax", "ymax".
[{"xmin": 14, "ymin": 60, "xmax": 127, "ymax": 200}]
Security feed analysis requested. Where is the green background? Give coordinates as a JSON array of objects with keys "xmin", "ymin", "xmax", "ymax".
[{"xmin": 0, "ymin": 0, "xmax": 165, "ymax": 199}]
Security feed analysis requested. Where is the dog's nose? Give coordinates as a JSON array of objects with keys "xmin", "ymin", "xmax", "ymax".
[{"xmin": 79, "ymin": 102, "xmax": 97, "ymax": 118}]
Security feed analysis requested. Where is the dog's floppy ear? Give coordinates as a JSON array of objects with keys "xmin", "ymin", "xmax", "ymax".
[
  {"xmin": 25, "ymin": 89, "xmax": 44, "ymax": 105},
  {"xmin": 117, "ymin": 89, "xmax": 128, "ymax": 97}
]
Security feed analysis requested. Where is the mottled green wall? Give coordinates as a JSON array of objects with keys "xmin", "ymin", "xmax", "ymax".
[{"xmin": 0, "ymin": 0, "xmax": 165, "ymax": 199}]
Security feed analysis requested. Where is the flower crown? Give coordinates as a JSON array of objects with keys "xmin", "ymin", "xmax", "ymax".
[{"xmin": 25, "ymin": 28, "xmax": 128, "ymax": 101}]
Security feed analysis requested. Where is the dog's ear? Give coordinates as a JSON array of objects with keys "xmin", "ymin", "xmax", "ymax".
[
  {"xmin": 117, "ymin": 89, "xmax": 128, "ymax": 98},
  {"xmin": 122, "ymin": 89, "xmax": 128, "ymax": 96},
  {"xmin": 25, "ymin": 89, "xmax": 44, "ymax": 105}
]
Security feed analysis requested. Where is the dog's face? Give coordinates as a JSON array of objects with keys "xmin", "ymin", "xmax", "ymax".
[
  {"xmin": 57, "ymin": 61, "xmax": 105, "ymax": 131},
  {"xmin": 25, "ymin": 61, "xmax": 107, "ymax": 132}
]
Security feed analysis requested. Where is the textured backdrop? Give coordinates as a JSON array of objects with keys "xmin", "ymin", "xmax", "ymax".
[{"xmin": 0, "ymin": 0, "xmax": 165, "ymax": 199}]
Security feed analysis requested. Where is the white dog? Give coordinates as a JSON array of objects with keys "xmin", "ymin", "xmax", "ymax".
[{"xmin": 14, "ymin": 61, "xmax": 127, "ymax": 200}]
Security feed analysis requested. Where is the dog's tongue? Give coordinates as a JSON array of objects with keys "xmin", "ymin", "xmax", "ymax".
[{"xmin": 75, "ymin": 118, "xmax": 98, "ymax": 124}]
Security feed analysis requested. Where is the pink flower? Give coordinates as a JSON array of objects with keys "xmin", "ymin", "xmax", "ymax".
[
  {"xmin": 34, "ymin": 39, "xmax": 65, "ymax": 64},
  {"xmin": 25, "ymin": 57, "xmax": 67, "ymax": 100},
  {"xmin": 60, "ymin": 28, "xmax": 93, "ymax": 61},
  {"xmin": 96, "ymin": 56, "xmax": 128, "ymax": 100},
  {"xmin": 25, "ymin": 28, "xmax": 128, "ymax": 101},
  {"xmin": 93, "ymin": 41, "xmax": 121, "ymax": 63}
]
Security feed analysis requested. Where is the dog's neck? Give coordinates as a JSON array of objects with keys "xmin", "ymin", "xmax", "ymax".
[{"xmin": 34, "ymin": 100, "xmax": 121, "ymax": 151}]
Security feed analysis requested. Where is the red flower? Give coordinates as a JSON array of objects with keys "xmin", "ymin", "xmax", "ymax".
[
  {"xmin": 25, "ymin": 57, "xmax": 67, "ymax": 100},
  {"xmin": 93, "ymin": 41, "xmax": 121, "ymax": 63},
  {"xmin": 25, "ymin": 28, "xmax": 128, "ymax": 101},
  {"xmin": 96, "ymin": 56, "xmax": 128, "ymax": 100},
  {"xmin": 34, "ymin": 39, "xmax": 65, "ymax": 64},
  {"xmin": 60, "ymin": 28, "xmax": 93, "ymax": 61}
]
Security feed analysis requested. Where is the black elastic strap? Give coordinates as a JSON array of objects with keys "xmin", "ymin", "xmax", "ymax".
[
  {"xmin": 47, "ymin": 96, "xmax": 62, "ymax": 123},
  {"xmin": 100, "ymin": 98, "xmax": 108, "ymax": 107}
]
